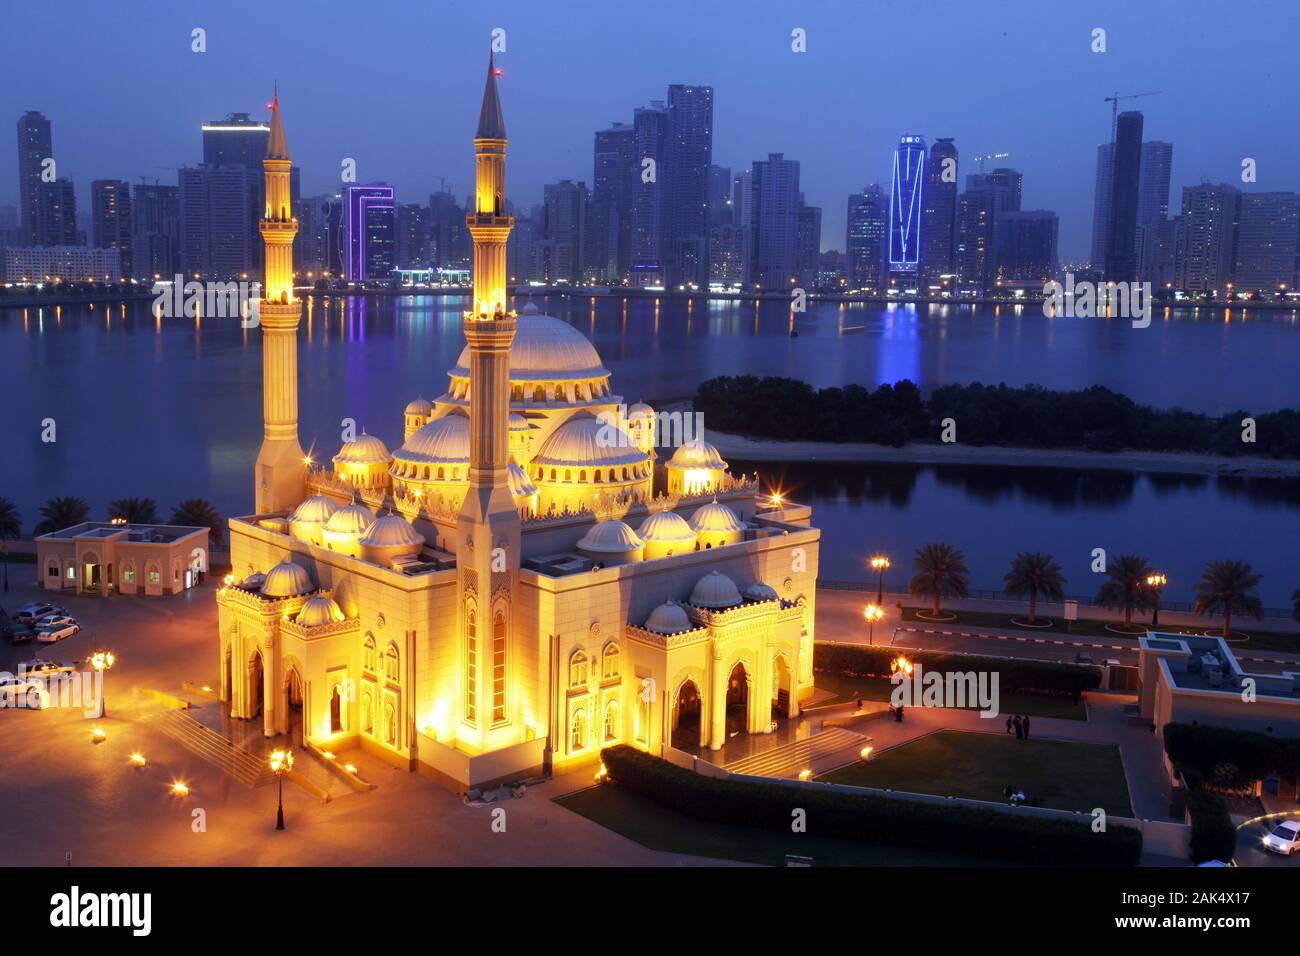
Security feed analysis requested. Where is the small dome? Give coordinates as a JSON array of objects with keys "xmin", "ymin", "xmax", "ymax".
[
  {"xmin": 637, "ymin": 510, "xmax": 697, "ymax": 544},
  {"xmin": 296, "ymin": 594, "xmax": 345, "ymax": 627},
  {"xmin": 396, "ymin": 412, "xmax": 470, "ymax": 464},
  {"xmin": 745, "ymin": 582, "xmax": 780, "ymax": 602},
  {"xmin": 261, "ymin": 560, "xmax": 314, "ymax": 598},
  {"xmin": 509, "ymin": 413, "xmax": 531, "ymax": 431},
  {"xmin": 577, "ymin": 519, "xmax": 644, "ymax": 553},
  {"xmin": 534, "ymin": 415, "xmax": 647, "ymax": 470},
  {"xmin": 290, "ymin": 495, "xmax": 340, "ymax": 524},
  {"xmin": 335, "ymin": 432, "xmax": 391, "ymax": 464},
  {"xmin": 521, "ymin": 302, "xmax": 540, "ymax": 315},
  {"xmin": 669, "ymin": 438, "xmax": 727, "ymax": 470},
  {"xmin": 689, "ymin": 571, "xmax": 743, "ymax": 609},
  {"xmin": 644, "ymin": 602, "xmax": 693, "ymax": 635},
  {"xmin": 404, "ymin": 397, "xmax": 433, "ymax": 416},
  {"xmin": 359, "ymin": 513, "xmax": 425, "ymax": 550},
  {"xmin": 627, "ymin": 402, "xmax": 654, "ymax": 420},
  {"xmin": 324, "ymin": 501, "xmax": 374, "ymax": 537},
  {"xmin": 688, "ymin": 501, "xmax": 744, "ymax": 533},
  {"xmin": 508, "ymin": 462, "xmax": 539, "ymax": 498}
]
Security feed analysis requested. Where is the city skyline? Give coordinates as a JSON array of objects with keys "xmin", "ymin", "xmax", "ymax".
[{"xmin": 2, "ymin": 0, "xmax": 1298, "ymax": 261}]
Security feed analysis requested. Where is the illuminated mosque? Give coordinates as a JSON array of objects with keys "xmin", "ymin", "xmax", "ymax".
[{"xmin": 216, "ymin": 58, "xmax": 822, "ymax": 789}]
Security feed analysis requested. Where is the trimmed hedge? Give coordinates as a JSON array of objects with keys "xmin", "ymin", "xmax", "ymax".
[
  {"xmin": 1164, "ymin": 722, "xmax": 1300, "ymax": 785},
  {"xmin": 815, "ymin": 643, "xmax": 1101, "ymax": 700},
  {"xmin": 601, "ymin": 745, "xmax": 1142, "ymax": 866},
  {"xmin": 1186, "ymin": 791, "xmax": 1237, "ymax": 863}
]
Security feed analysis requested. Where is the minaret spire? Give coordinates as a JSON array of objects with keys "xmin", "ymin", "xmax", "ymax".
[{"xmin": 253, "ymin": 87, "xmax": 305, "ymax": 513}]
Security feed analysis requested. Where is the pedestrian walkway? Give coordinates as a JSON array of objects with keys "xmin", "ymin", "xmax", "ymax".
[
  {"xmin": 724, "ymin": 727, "xmax": 869, "ymax": 779},
  {"xmin": 140, "ymin": 708, "xmax": 274, "ymax": 787}
]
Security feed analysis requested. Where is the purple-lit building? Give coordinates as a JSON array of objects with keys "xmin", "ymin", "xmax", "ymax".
[
  {"xmin": 344, "ymin": 183, "xmax": 396, "ymax": 283},
  {"xmin": 888, "ymin": 135, "xmax": 926, "ymax": 278}
]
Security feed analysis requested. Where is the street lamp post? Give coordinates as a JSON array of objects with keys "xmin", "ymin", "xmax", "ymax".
[
  {"xmin": 870, "ymin": 555, "xmax": 891, "ymax": 604},
  {"xmin": 88, "ymin": 650, "xmax": 115, "ymax": 718},
  {"xmin": 1146, "ymin": 573, "xmax": 1167, "ymax": 628},
  {"xmin": 864, "ymin": 603, "xmax": 884, "ymax": 646},
  {"xmin": 270, "ymin": 748, "xmax": 294, "ymax": 831}
]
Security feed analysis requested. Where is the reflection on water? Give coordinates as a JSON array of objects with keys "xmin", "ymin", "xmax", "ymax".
[{"xmin": 4, "ymin": 294, "xmax": 1299, "ymax": 604}]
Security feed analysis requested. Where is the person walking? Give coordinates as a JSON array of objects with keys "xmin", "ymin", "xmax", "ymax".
[
  {"xmin": 854, "ymin": 691, "xmax": 862, "ymax": 713},
  {"xmin": 1013, "ymin": 714, "xmax": 1024, "ymax": 739},
  {"xmin": 1022, "ymin": 714, "xmax": 1031, "ymax": 739},
  {"xmin": 1005, "ymin": 714, "xmax": 1013, "ymax": 735}
]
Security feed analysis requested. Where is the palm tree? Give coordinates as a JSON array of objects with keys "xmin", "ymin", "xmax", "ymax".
[
  {"xmin": 108, "ymin": 497, "xmax": 159, "ymax": 524},
  {"xmin": 1094, "ymin": 554, "xmax": 1154, "ymax": 627},
  {"xmin": 33, "ymin": 496, "xmax": 90, "ymax": 536},
  {"xmin": 1194, "ymin": 560, "xmax": 1263, "ymax": 639},
  {"xmin": 170, "ymin": 499, "xmax": 224, "ymax": 547},
  {"xmin": 0, "ymin": 497, "xmax": 21, "ymax": 593},
  {"xmin": 909, "ymin": 543, "xmax": 970, "ymax": 618},
  {"xmin": 1003, "ymin": 552, "xmax": 1066, "ymax": 624}
]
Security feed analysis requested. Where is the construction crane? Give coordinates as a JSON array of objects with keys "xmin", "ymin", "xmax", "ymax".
[
  {"xmin": 1104, "ymin": 91, "xmax": 1162, "ymax": 143},
  {"xmin": 972, "ymin": 152, "xmax": 1008, "ymax": 172}
]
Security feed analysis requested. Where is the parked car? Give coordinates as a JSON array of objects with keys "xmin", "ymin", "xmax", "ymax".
[
  {"xmin": 2, "ymin": 620, "xmax": 35, "ymax": 643},
  {"xmin": 16, "ymin": 603, "xmax": 65, "ymax": 624},
  {"xmin": 19, "ymin": 659, "xmax": 78, "ymax": 677},
  {"xmin": 36, "ymin": 621, "xmax": 80, "ymax": 643},
  {"xmin": 31, "ymin": 613, "xmax": 76, "ymax": 631},
  {"xmin": 1074, "ymin": 652, "xmax": 1094, "ymax": 665},
  {"xmin": 0, "ymin": 674, "xmax": 48, "ymax": 709},
  {"xmin": 1262, "ymin": 820, "xmax": 1300, "ymax": 856}
]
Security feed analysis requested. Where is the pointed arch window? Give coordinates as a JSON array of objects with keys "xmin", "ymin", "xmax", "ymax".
[
  {"xmin": 602, "ymin": 642, "xmax": 621, "ymax": 680},
  {"xmin": 569, "ymin": 650, "xmax": 589, "ymax": 688},
  {"xmin": 570, "ymin": 708, "xmax": 587, "ymax": 752},
  {"xmin": 385, "ymin": 642, "xmax": 400, "ymax": 683},
  {"xmin": 465, "ymin": 608, "xmax": 477, "ymax": 724},
  {"xmin": 363, "ymin": 635, "xmax": 377, "ymax": 673},
  {"xmin": 604, "ymin": 699, "xmax": 620, "ymax": 742},
  {"xmin": 492, "ymin": 612, "xmax": 507, "ymax": 723}
]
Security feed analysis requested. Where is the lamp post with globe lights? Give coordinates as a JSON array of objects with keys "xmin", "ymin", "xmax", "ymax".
[
  {"xmin": 88, "ymin": 650, "xmax": 115, "ymax": 717},
  {"xmin": 1146, "ymin": 573, "xmax": 1167, "ymax": 628},
  {"xmin": 870, "ymin": 555, "xmax": 891, "ymax": 604},
  {"xmin": 270, "ymin": 748, "xmax": 294, "ymax": 831},
  {"xmin": 864, "ymin": 603, "xmax": 884, "ymax": 646}
]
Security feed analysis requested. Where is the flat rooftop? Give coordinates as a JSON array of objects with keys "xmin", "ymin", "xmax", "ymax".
[{"xmin": 38, "ymin": 521, "xmax": 208, "ymax": 544}]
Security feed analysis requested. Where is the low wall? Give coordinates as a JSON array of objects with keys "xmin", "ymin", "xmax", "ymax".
[{"xmin": 416, "ymin": 733, "xmax": 546, "ymax": 792}]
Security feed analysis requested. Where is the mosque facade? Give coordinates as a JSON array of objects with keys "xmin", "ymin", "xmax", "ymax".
[{"xmin": 216, "ymin": 60, "xmax": 821, "ymax": 789}]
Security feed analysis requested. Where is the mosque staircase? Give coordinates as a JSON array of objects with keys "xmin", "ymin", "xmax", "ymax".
[
  {"xmin": 722, "ymin": 727, "xmax": 870, "ymax": 780},
  {"xmin": 142, "ymin": 709, "xmax": 275, "ymax": 788}
]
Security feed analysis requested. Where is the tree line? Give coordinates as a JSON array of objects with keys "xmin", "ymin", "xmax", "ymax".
[{"xmin": 695, "ymin": 375, "xmax": 1300, "ymax": 457}]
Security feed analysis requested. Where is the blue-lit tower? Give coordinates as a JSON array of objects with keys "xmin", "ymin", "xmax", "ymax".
[{"xmin": 888, "ymin": 134, "xmax": 926, "ymax": 276}]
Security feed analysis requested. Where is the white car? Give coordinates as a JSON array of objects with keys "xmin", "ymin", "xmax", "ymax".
[
  {"xmin": 1262, "ymin": 820, "xmax": 1300, "ymax": 855},
  {"xmin": 19, "ymin": 659, "xmax": 77, "ymax": 677},
  {"xmin": 31, "ymin": 613, "xmax": 76, "ymax": 630},
  {"xmin": 36, "ymin": 622, "xmax": 80, "ymax": 643}
]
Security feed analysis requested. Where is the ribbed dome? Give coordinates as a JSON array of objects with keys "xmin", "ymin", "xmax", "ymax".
[
  {"xmin": 745, "ymin": 582, "xmax": 779, "ymax": 602},
  {"xmin": 509, "ymin": 413, "xmax": 531, "ymax": 430},
  {"xmin": 689, "ymin": 571, "xmax": 743, "ymax": 609},
  {"xmin": 323, "ymin": 502, "xmax": 374, "ymax": 537},
  {"xmin": 669, "ymin": 438, "xmax": 727, "ymax": 470},
  {"xmin": 395, "ymin": 412, "xmax": 470, "ymax": 464},
  {"xmin": 453, "ymin": 314, "xmax": 607, "ymax": 381},
  {"xmin": 334, "ymin": 432, "xmax": 391, "ymax": 464},
  {"xmin": 534, "ymin": 415, "xmax": 646, "ymax": 469},
  {"xmin": 290, "ymin": 495, "xmax": 340, "ymax": 524},
  {"xmin": 508, "ymin": 462, "xmax": 539, "ymax": 498},
  {"xmin": 644, "ymin": 602, "xmax": 693, "ymax": 635},
  {"xmin": 627, "ymin": 402, "xmax": 654, "ymax": 420},
  {"xmin": 359, "ymin": 513, "xmax": 425, "ymax": 549},
  {"xmin": 296, "ymin": 594, "xmax": 345, "ymax": 627},
  {"xmin": 577, "ymin": 519, "xmax": 644, "ymax": 553},
  {"xmin": 261, "ymin": 560, "xmax": 314, "ymax": 598},
  {"xmin": 637, "ymin": 510, "xmax": 697, "ymax": 543},
  {"xmin": 688, "ymin": 501, "xmax": 744, "ymax": 533},
  {"xmin": 404, "ymin": 397, "xmax": 433, "ymax": 416}
]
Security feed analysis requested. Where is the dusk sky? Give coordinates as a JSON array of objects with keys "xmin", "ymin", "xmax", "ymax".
[{"xmin": 3, "ymin": 0, "xmax": 1297, "ymax": 260}]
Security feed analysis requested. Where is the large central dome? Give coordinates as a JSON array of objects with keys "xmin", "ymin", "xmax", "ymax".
[{"xmin": 452, "ymin": 310, "xmax": 607, "ymax": 382}]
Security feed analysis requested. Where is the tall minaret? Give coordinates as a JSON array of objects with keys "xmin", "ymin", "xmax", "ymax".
[
  {"xmin": 457, "ymin": 53, "xmax": 521, "ymax": 749},
  {"xmin": 253, "ymin": 88, "xmax": 306, "ymax": 514}
]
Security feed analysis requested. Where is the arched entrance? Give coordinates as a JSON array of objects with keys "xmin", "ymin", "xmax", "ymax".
[
  {"xmin": 285, "ymin": 669, "xmax": 304, "ymax": 746},
  {"xmin": 249, "ymin": 651, "xmax": 264, "ymax": 718},
  {"xmin": 330, "ymin": 684, "xmax": 343, "ymax": 734},
  {"xmin": 725, "ymin": 662, "xmax": 750, "ymax": 736},
  {"xmin": 771, "ymin": 654, "xmax": 792, "ymax": 725},
  {"xmin": 671, "ymin": 679, "xmax": 702, "ymax": 750}
]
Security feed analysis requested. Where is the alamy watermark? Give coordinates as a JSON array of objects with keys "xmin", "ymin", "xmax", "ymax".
[
  {"xmin": 890, "ymin": 660, "xmax": 1000, "ymax": 717},
  {"xmin": 595, "ymin": 405, "xmax": 705, "ymax": 449},
  {"xmin": 1, "ymin": 669, "xmax": 104, "ymax": 716},
  {"xmin": 151, "ymin": 274, "xmax": 262, "ymax": 327},
  {"xmin": 1043, "ymin": 273, "xmax": 1152, "ymax": 328}
]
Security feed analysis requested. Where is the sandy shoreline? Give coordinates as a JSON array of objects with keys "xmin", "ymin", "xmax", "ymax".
[{"xmin": 704, "ymin": 429, "xmax": 1300, "ymax": 478}]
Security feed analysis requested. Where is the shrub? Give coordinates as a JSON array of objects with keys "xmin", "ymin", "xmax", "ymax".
[
  {"xmin": 1163, "ymin": 722, "xmax": 1300, "ymax": 784},
  {"xmin": 814, "ymin": 643, "xmax": 1101, "ymax": 700},
  {"xmin": 600, "ymin": 745, "xmax": 1142, "ymax": 866},
  {"xmin": 1186, "ymin": 791, "xmax": 1237, "ymax": 863}
]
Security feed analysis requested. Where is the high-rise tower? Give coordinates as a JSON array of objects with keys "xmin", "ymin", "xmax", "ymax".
[
  {"xmin": 253, "ymin": 90, "xmax": 306, "ymax": 514},
  {"xmin": 457, "ymin": 53, "xmax": 522, "ymax": 752}
]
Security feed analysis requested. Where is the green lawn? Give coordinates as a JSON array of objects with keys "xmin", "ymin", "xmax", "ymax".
[
  {"xmin": 811, "ymin": 670, "xmax": 1087, "ymax": 721},
  {"xmin": 555, "ymin": 782, "xmax": 1009, "ymax": 867},
  {"xmin": 898, "ymin": 606, "xmax": 1300, "ymax": 654},
  {"xmin": 820, "ymin": 730, "xmax": 1133, "ymax": 816}
]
